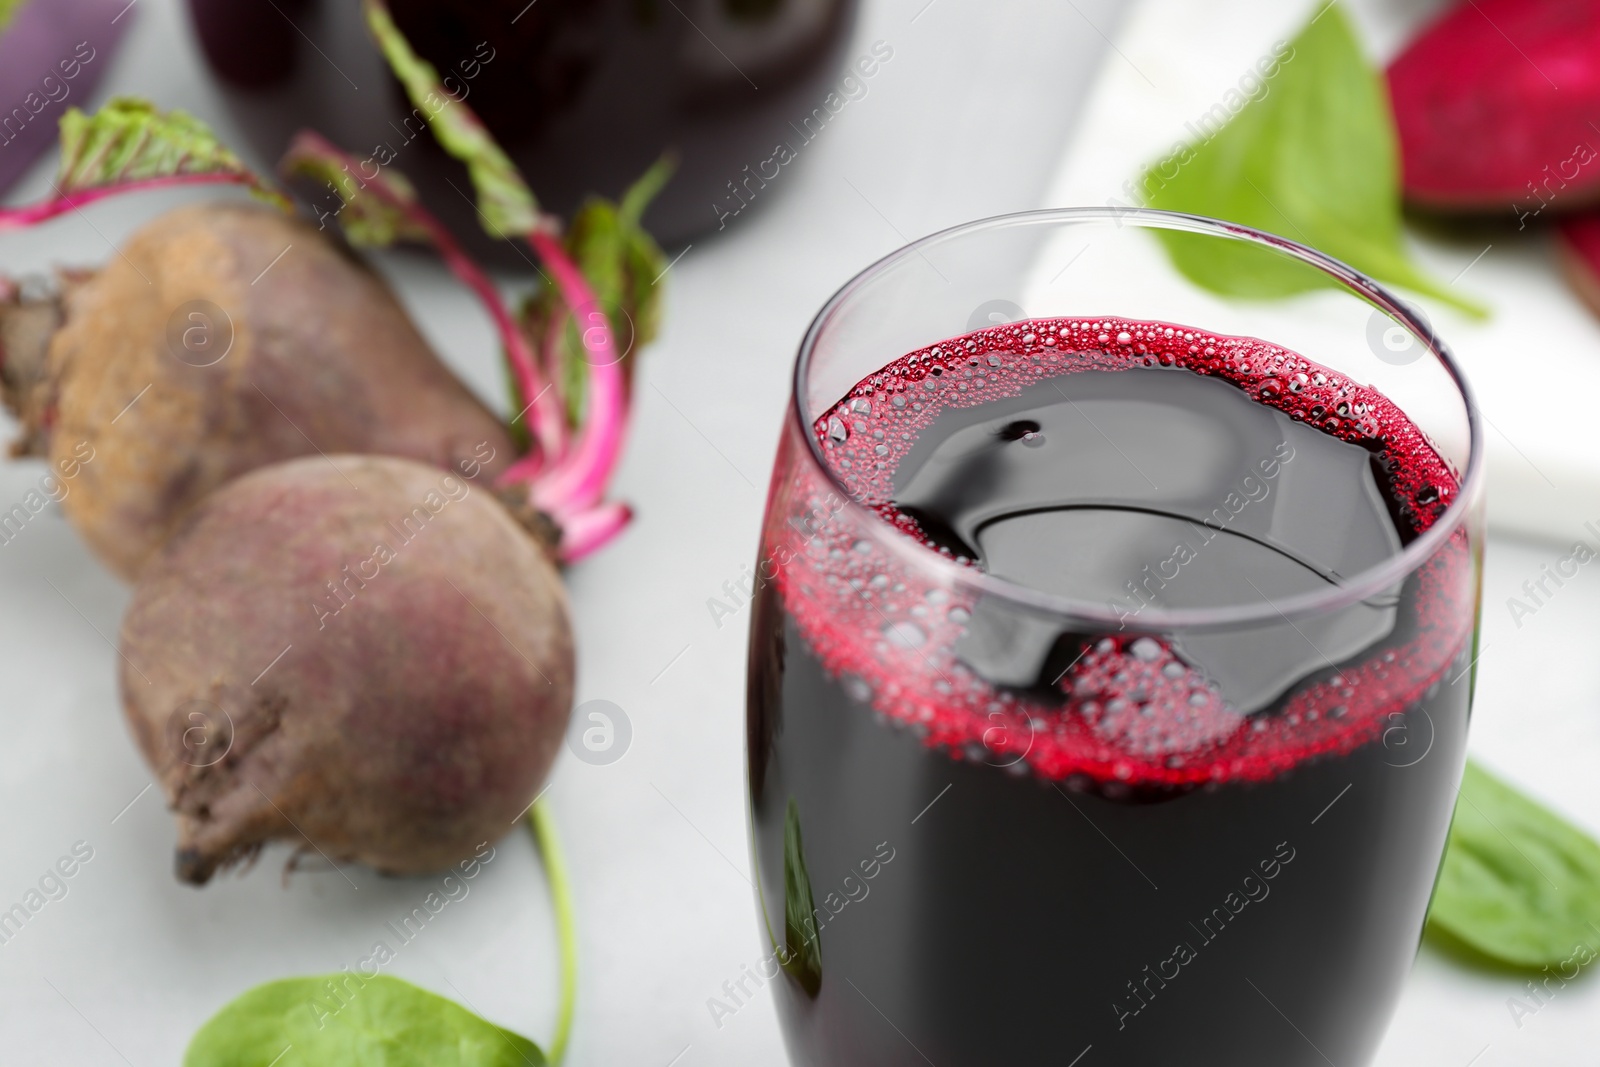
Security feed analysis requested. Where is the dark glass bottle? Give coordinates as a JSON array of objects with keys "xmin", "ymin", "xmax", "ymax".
[{"xmin": 186, "ymin": 0, "xmax": 858, "ymax": 263}]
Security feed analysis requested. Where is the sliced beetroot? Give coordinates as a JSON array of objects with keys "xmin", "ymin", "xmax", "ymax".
[
  {"xmin": 119, "ymin": 454, "xmax": 573, "ymax": 884},
  {"xmin": 1556, "ymin": 213, "xmax": 1600, "ymax": 316},
  {"xmin": 3, "ymin": 200, "xmax": 514, "ymax": 580},
  {"xmin": 1388, "ymin": 0, "xmax": 1600, "ymax": 213}
]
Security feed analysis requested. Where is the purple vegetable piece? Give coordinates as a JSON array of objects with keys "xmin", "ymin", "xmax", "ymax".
[{"xmin": 0, "ymin": 0, "xmax": 137, "ymax": 198}]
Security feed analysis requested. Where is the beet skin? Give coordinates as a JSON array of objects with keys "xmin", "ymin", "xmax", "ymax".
[
  {"xmin": 118, "ymin": 455, "xmax": 573, "ymax": 884},
  {"xmin": 7, "ymin": 200, "xmax": 514, "ymax": 580}
]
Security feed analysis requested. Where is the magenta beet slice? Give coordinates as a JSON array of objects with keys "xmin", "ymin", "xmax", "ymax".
[
  {"xmin": 1556, "ymin": 213, "xmax": 1600, "ymax": 317},
  {"xmin": 1388, "ymin": 0, "xmax": 1600, "ymax": 213}
]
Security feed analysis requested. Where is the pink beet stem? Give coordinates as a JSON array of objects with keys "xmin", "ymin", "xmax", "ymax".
[
  {"xmin": 536, "ymin": 307, "xmax": 570, "ymax": 457},
  {"xmin": 436, "ymin": 238, "xmax": 565, "ymax": 467},
  {"xmin": 492, "ymin": 312, "xmax": 572, "ymax": 487},
  {"xmin": 0, "ymin": 172, "xmax": 255, "ymax": 231},
  {"xmin": 447, "ymin": 242, "xmax": 559, "ymax": 462},
  {"xmin": 498, "ymin": 449, "xmax": 545, "ymax": 486},
  {"xmin": 286, "ymin": 132, "xmax": 561, "ymax": 467},
  {"xmin": 558, "ymin": 501, "xmax": 632, "ymax": 562},
  {"xmin": 526, "ymin": 229, "xmax": 627, "ymax": 516}
]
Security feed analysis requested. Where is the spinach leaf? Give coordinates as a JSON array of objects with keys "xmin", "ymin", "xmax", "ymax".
[
  {"xmin": 183, "ymin": 974, "xmax": 545, "ymax": 1067},
  {"xmin": 782, "ymin": 798, "xmax": 823, "ymax": 996},
  {"xmin": 1142, "ymin": 3, "xmax": 1482, "ymax": 316},
  {"xmin": 1428, "ymin": 760, "xmax": 1600, "ymax": 968}
]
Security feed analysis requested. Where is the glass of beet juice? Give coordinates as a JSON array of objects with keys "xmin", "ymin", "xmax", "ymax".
[{"xmin": 746, "ymin": 209, "xmax": 1483, "ymax": 1067}]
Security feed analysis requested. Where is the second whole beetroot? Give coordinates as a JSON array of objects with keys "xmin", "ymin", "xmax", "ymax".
[{"xmin": 119, "ymin": 454, "xmax": 572, "ymax": 884}]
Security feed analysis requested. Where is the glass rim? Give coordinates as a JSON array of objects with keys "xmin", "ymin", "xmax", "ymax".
[{"xmin": 790, "ymin": 206, "xmax": 1485, "ymax": 631}]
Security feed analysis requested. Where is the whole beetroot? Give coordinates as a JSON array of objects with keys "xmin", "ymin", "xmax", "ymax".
[
  {"xmin": 118, "ymin": 454, "xmax": 572, "ymax": 884},
  {"xmin": 2, "ymin": 199, "xmax": 514, "ymax": 580},
  {"xmin": 1388, "ymin": 0, "xmax": 1600, "ymax": 213}
]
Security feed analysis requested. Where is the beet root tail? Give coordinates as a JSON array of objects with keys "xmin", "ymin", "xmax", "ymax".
[{"xmin": 170, "ymin": 785, "xmax": 291, "ymax": 886}]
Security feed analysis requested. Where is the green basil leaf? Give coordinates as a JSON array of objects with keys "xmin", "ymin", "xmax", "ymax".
[
  {"xmin": 782, "ymin": 797, "xmax": 823, "ymax": 996},
  {"xmin": 56, "ymin": 97, "xmax": 287, "ymax": 209},
  {"xmin": 361, "ymin": 0, "xmax": 537, "ymax": 238},
  {"xmin": 183, "ymin": 974, "xmax": 545, "ymax": 1067},
  {"xmin": 1427, "ymin": 760, "xmax": 1600, "ymax": 968},
  {"xmin": 1142, "ymin": 3, "xmax": 1484, "ymax": 318}
]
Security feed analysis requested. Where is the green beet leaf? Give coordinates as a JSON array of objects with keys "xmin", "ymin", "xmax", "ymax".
[
  {"xmin": 1141, "ymin": 3, "xmax": 1482, "ymax": 317},
  {"xmin": 1428, "ymin": 760, "xmax": 1600, "ymax": 968},
  {"xmin": 782, "ymin": 798, "xmax": 823, "ymax": 996},
  {"xmin": 516, "ymin": 157, "xmax": 672, "ymax": 426},
  {"xmin": 616, "ymin": 156, "xmax": 674, "ymax": 352},
  {"xmin": 361, "ymin": 0, "xmax": 537, "ymax": 238},
  {"xmin": 56, "ymin": 97, "xmax": 287, "ymax": 209},
  {"xmin": 279, "ymin": 133, "xmax": 431, "ymax": 249},
  {"xmin": 183, "ymin": 974, "xmax": 545, "ymax": 1067},
  {"xmin": 359, "ymin": 0, "xmax": 673, "ymax": 432}
]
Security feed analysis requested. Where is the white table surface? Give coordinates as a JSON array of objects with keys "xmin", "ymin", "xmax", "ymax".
[{"xmin": 2, "ymin": 1, "xmax": 1597, "ymax": 1064}]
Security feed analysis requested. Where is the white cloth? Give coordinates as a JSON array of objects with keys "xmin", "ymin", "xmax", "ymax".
[{"xmin": 1036, "ymin": 0, "xmax": 1600, "ymax": 545}]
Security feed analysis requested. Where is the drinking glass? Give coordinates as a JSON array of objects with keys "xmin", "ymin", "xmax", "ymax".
[{"xmin": 745, "ymin": 208, "xmax": 1483, "ymax": 1066}]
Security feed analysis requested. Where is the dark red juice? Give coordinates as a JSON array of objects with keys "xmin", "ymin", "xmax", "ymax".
[{"xmin": 747, "ymin": 318, "xmax": 1476, "ymax": 1066}]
